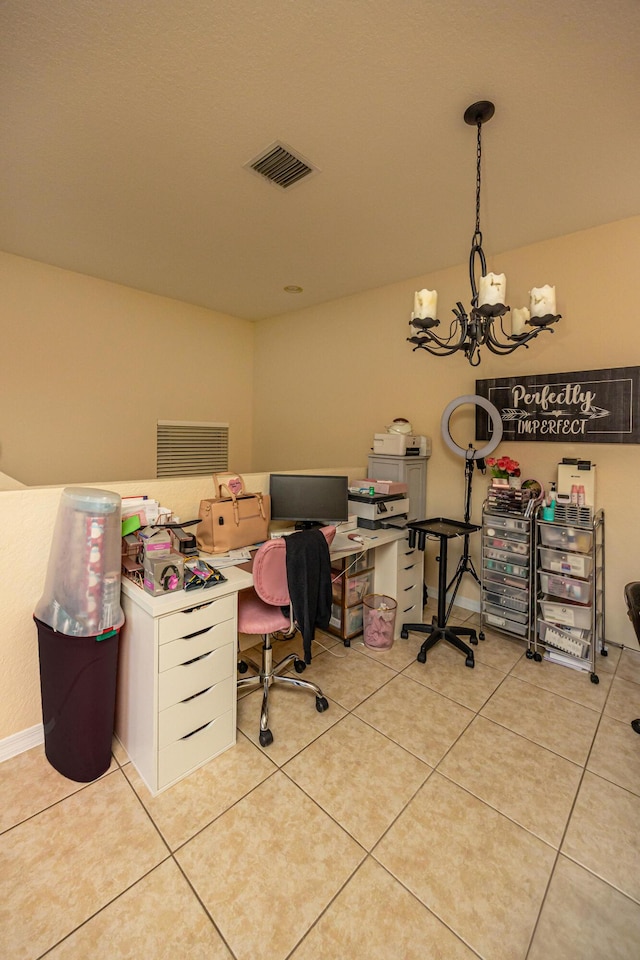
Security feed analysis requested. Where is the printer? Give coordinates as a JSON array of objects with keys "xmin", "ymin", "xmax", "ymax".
[
  {"xmin": 372, "ymin": 433, "xmax": 430, "ymax": 456},
  {"xmin": 347, "ymin": 491, "xmax": 409, "ymax": 529}
]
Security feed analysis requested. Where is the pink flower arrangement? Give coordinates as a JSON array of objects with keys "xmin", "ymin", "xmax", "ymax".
[{"xmin": 486, "ymin": 456, "xmax": 521, "ymax": 479}]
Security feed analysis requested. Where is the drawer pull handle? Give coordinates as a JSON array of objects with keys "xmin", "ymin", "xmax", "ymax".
[
  {"xmin": 181, "ymin": 719, "xmax": 215, "ymax": 740},
  {"xmin": 403, "ymin": 564, "xmax": 417, "ymax": 572},
  {"xmin": 182, "ymin": 650, "xmax": 216, "ymax": 666},
  {"xmin": 403, "ymin": 604, "xmax": 417, "ymax": 614},
  {"xmin": 403, "ymin": 585, "xmax": 414, "ymax": 593},
  {"xmin": 182, "ymin": 625, "xmax": 214, "ymax": 641},
  {"xmin": 182, "ymin": 601, "xmax": 215, "ymax": 615},
  {"xmin": 182, "ymin": 685, "xmax": 214, "ymax": 703}
]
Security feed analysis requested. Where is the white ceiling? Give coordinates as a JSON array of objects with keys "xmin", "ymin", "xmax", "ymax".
[{"xmin": 2, "ymin": 0, "xmax": 640, "ymax": 321}]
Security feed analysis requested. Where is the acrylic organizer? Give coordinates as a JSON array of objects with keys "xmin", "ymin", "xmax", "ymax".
[{"xmin": 35, "ymin": 487, "xmax": 125, "ymax": 637}]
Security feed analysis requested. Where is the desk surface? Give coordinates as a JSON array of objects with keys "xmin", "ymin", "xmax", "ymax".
[
  {"xmin": 121, "ymin": 563, "xmax": 254, "ymax": 616},
  {"xmin": 120, "ymin": 525, "xmax": 407, "ymax": 613},
  {"xmin": 329, "ymin": 525, "xmax": 407, "ymax": 558}
]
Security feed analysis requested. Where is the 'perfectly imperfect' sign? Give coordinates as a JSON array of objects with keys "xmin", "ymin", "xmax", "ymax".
[{"xmin": 475, "ymin": 367, "xmax": 640, "ymax": 444}]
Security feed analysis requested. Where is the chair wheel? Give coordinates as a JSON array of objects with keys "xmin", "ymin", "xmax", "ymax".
[
  {"xmin": 470, "ymin": 635, "xmax": 478, "ymax": 646},
  {"xmin": 401, "ymin": 629, "xmax": 409, "ymax": 639},
  {"xmin": 294, "ymin": 659, "xmax": 306, "ymax": 673},
  {"xmin": 526, "ymin": 649, "xmax": 534, "ymax": 659},
  {"xmin": 417, "ymin": 651, "xmax": 427, "ymax": 663},
  {"xmin": 238, "ymin": 661, "xmax": 249, "ymax": 674},
  {"xmin": 590, "ymin": 673, "xmax": 599, "ymax": 684},
  {"xmin": 534, "ymin": 652, "xmax": 542, "ymax": 662},
  {"xmin": 478, "ymin": 631, "xmax": 485, "ymax": 641},
  {"xmin": 600, "ymin": 647, "xmax": 609, "ymax": 656},
  {"xmin": 316, "ymin": 696, "xmax": 329, "ymax": 713},
  {"xmin": 259, "ymin": 729, "xmax": 273, "ymax": 747},
  {"xmin": 465, "ymin": 656, "xmax": 475, "ymax": 668},
  {"xmin": 631, "ymin": 718, "xmax": 640, "ymax": 734}
]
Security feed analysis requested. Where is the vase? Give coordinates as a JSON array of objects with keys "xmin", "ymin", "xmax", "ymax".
[{"xmin": 509, "ymin": 476, "xmax": 522, "ymax": 490}]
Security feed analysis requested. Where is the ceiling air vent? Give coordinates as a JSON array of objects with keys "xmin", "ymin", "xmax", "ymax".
[{"xmin": 246, "ymin": 142, "xmax": 318, "ymax": 189}]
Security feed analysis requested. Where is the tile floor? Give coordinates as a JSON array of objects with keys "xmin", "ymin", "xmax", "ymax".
[{"xmin": 2, "ymin": 605, "xmax": 640, "ymax": 960}]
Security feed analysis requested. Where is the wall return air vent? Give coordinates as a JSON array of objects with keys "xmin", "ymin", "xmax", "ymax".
[{"xmin": 245, "ymin": 142, "xmax": 318, "ymax": 189}]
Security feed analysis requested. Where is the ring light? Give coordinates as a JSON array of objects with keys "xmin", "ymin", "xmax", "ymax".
[{"xmin": 440, "ymin": 394, "xmax": 503, "ymax": 460}]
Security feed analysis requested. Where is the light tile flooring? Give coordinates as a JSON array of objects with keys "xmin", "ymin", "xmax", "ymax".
[{"xmin": 2, "ymin": 605, "xmax": 640, "ymax": 960}]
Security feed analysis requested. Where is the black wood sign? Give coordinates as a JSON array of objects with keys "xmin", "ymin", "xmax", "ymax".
[{"xmin": 475, "ymin": 366, "xmax": 640, "ymax": 444}]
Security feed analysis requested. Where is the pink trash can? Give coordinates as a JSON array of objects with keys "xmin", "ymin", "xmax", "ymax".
[{"xmin": 363, "ymin": 595, "xmax": 397, "ymax": 650}]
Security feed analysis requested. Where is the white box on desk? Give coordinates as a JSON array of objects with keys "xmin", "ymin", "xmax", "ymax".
[{"xmin": 335, "ymin": 515, "xmax": 358, "ymax": 533}]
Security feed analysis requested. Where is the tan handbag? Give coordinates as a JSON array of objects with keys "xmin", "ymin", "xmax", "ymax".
[{"xmin": 196, "ymin": 474, "xmax": 270, "ymax": 554}]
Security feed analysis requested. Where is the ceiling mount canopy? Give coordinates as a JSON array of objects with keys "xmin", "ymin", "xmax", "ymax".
[{"xmin": 408, "ymin": 101, "xmax": 562, "ymax": 367}]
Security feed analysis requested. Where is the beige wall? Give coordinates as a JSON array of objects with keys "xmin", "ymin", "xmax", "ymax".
[
  {"xmin": 1, "ymin": 215, "xmax": 639, "ymax": 747},
  {"xmin": 0, "ymin": 253, "xmax": 255, "ymax": 485},
  {"xmin": 253, "ymin": 216, "xmax": 640, "ymax": 648}
]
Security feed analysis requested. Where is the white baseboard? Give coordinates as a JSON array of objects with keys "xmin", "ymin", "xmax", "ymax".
[
  {"xmin": 0, "ymin": 724, "xmax": 44, "ymax": 763},
  {"xmin": 427, "ymin": 583, "xmax": 480, "ymax": 614}
]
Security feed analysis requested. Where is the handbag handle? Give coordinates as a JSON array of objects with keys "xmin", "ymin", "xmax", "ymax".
[
  {"xmin": 231, "ymin": 491, "xmax": 267, "ymax": 527},
  {"xmin": 213, "ymin": 472, "xmax": 246, "ymax": 499}
]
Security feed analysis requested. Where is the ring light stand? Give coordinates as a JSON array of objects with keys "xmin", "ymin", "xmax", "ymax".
[{"xmin": 440, "ymin": 395, "xmax": 503, "ymax": 621}]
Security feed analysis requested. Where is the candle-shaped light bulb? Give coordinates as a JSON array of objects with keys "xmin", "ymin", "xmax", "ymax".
[
  {"xmin": 529, "ymin": 285, "xmax": 556, "ymax": 318},
  {"xmin": 511, "ymin": 307, "xmax": 530, "ymax": 336},
  {"xmin": 478, "ymin": 272, "xmax": 507, "ymax": 306},
  {"xmin": 412, "ymin": 288, "xmax": 437, "ymax": 321}
]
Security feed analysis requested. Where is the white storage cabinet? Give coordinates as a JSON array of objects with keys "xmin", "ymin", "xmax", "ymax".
[
  {"xmin": 367, "ymin": 454, "xmax": 428, "ymax": 522},
  {"xmin": 116, "ymin": 569, "xmax": 251, "ymax": 795}
]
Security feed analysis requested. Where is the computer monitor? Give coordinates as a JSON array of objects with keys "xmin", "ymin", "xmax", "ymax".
[{"xmin": 269, "ymin": 474, "xmax": 349, "ymax": 529}]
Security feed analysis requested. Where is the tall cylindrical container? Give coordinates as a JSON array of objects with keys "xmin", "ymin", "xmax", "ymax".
[{"xmin": 35, "ymin": 487, "xmax": 124, "ymax": 781}]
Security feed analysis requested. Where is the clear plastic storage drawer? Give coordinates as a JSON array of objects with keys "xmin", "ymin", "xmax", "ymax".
[
  {"xmin": 539, "ymin": 571, "xmax": 591, "ymax": 604},
  {"xmin": 484, "ymin": 591, "xmax": 529, "ymax": 614},
  {"xmin": 483, "ymin": 535, "xmax": 529, "ymax": 557},
  {"xmin": 482, "ymin": 610, "xmax": 528, "ymax": 636},
  {"xmin": 538, "ymin": 524, "xmax": 593, "ymax": 553},
  {"xmin": 539, "ymin": 548, "xmax": 592, "ymax": 579},
  {"xmin": 539, "ymin": 598, "xmax": 592, "ymax": 630},
  {"xmin": 484, "ymin": 514, "xmax": 529, "ymax": 536}
]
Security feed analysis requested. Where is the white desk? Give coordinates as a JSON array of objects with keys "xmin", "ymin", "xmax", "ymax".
[
  {"xmin": 115, "ymin": 528, "xmax": 422, "ymax": 794},
  {"xmin": 329, "ymin": 526, "xmax": 424, "ymax": 640},
  {"xmin": 115, "ymin": 565, "xmax": 253, "ymax": 795}
]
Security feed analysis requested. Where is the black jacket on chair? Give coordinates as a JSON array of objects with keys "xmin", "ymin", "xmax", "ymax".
[{"xmin": 285, "ymin": 528, "xmax": 332, "ymax": 663}]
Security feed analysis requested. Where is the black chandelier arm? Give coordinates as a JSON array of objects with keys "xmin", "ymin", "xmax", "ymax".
[
  {"xmin": 484, "ymin": 321, "xmax": 556, "ymax": 355},
  {"xmin": 408, "ymin": 312, "xmax": 469, "ymax": 350},
  {"xmin": 407, "ymin": 333, "xmax": 466, "ymax": 357},
  {"xmin": 468, "ymin": 234, "xmax": 486, "ymax": 306}
]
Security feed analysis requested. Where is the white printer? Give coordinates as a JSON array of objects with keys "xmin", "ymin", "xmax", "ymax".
[
  {"xmin": 372, "ymin": 433, "xmax": 430, "ymax": 456},
  {"xmin": 347, "ymin": 491, "xmax": 409, "ymax": 529}
]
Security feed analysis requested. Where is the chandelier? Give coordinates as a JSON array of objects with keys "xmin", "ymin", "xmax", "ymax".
[{"xmin": 408, "ymin": 101, "xmax": 561, "ymax": 367}]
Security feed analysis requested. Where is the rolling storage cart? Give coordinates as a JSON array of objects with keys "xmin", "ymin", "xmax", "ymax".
[
  {"xmin": 328, "ymin": 549, "xmax": 375, "ymax": 645},
  {"xmin": 532, "ymin": 506, "xmax": 605, "ymax": 683},
  {"xmin": 480, "ymin": 503, "xmax": 536, "ymax": 646}
]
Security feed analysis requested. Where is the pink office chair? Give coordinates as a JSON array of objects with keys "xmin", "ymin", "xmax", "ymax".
[{"xmin": 237, "ymin": 525, "xmax": 336, "ymax": 746}]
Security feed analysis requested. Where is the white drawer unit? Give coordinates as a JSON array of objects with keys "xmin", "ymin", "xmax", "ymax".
[
  {"xmin": 369, "ymin": 531, "xmax": 424, "ymax": 636},
  {"xmin": 115, "ymin": 567, "xmax": 252, "ymax": 795},
  {"xmin": 394, "ymin": 538, "xmax": 423, "ymax": 627}
]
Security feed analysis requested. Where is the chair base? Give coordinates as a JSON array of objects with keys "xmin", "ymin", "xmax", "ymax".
[
  {"xmin": 238, "ymin": 635, "xmax": 328, "ymax": 746},
  {"xmin": 401, "ymin": 617, "xmax": 477, "ymax": 668}
]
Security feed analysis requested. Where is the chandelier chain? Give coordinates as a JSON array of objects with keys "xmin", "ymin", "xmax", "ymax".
[{"xmin": 474, "ymin": 120, "xmax": 482, "ymax": 241}]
